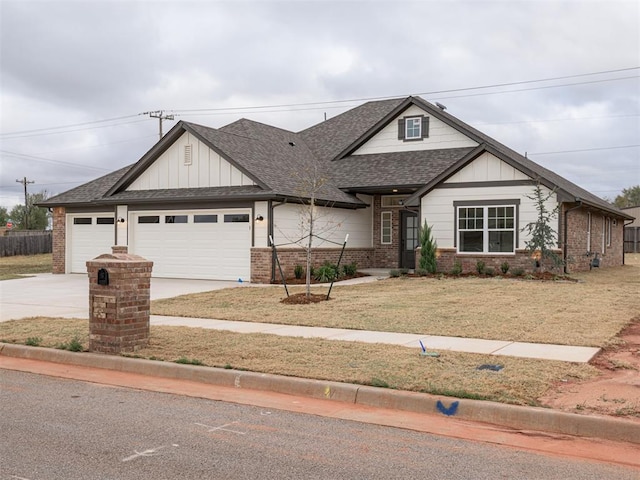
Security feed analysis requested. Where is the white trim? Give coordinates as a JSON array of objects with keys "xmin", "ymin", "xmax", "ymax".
[
  {"xmin": 381, "ymin": 211, "xmax": 392, "ymax": 244},
  {"xmin": 457, "ymin": 204, "xmax": 516, "ymax": 254},
  {"xmin": 587, "ymin": 212, "xmax": 592, "ymax": 252},
  {"xmin": 405, "ymin": 116, "xmax": 422, "ymax": 139}
]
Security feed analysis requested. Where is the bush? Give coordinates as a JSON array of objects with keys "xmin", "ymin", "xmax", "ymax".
[
  {"xmin": 342, "ymin": 262, "xmax": 357, "ymax": 277},
  {"xmin": 415, "ymin": 268, "xmax": 428, "ymax": 277},
  {"xmin": 476, "ymin": 261, "xmax": 486, "ymax": 275},
  {"xmin": 293, "ymin": 264, "xmax": 304, "ymax": 279},
  {"xmin": 399, "ymin": 268, "xmax": 409, "ymax": 276},
  {"xmin": 314, "ymin": 263, "xmax": 337, "ymax": 282},
  {"xmin": 389, "ymin": 269, "xmax": 401, "ymax": 278},
  {"xmin": 512, "ymin": 267, "xmax": 525, "ymax": 277},
  {"xmin": 485, "ymin": 267, "xmax": 495, "ymax": 276},
  {"xmin": 419, "ymin": 221, "xmax": 438, "ymax": 274},
  {"xmin": 500, "ymin": 261, "xmax": 510, "ymax": 274},
  {"xmin": 451, "ymin": 261, "xmax": 462, "ymax": 276}
]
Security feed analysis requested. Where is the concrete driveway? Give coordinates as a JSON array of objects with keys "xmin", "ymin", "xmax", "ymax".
[{"xmin": 0, "ymin": 274, "xmax": 242, "ymax": 322}]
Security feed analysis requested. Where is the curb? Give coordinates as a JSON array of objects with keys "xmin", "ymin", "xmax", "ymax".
[{"xmin": 2, "ymin": 343, "xmax": 638, "ymax": 445}]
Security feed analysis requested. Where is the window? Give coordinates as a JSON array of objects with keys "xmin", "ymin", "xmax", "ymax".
[
  {"xmin": 224, "ymin": 214, "xmax": 250, "ymax": 223},
  {"xmin": 73, "ymin": 217, "xmax": 92, "ymax": 225},
  {"xmin": 457, "ymin": 205, "xmax": 516, "ymax": 254},
  {"xmin": 165, "ymin": 215, "xmax": 188, "ymax": 224},
  {"xmin": 606, "ymin": 217, "xmax": 611, "ymax": 247},
  {"xmin": 194, "ymin": 214, "xmax": 217, "ymax": 223},
  {"xmin": 397, "ymin": 115, "xmax": 429, "ymax": 141},
  {"xmin": 381, "ymin": 211, "xmax": 392, "ymax": 244},
  {"xmin": 405, "ymin": 117, "xmax": 422, "ymax": 139},
  {"xmin": 96, "ymin": 217, "xmax": 115, "ymax": 225},
  {"xmin": 381, "ymin": 195, "xmax": 409, "ymax": 207},
  {"xmin": 138, "ymin": 216, "xmax": 160, "ymax": 224}
]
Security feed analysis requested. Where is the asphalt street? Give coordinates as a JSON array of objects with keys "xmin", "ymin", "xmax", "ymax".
[{"xmin": 1, "ymin": 370, "xmax": 637, "ymax": 480}]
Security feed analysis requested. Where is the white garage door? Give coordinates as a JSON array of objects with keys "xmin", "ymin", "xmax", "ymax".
[
  {"xmin": 129, "ymin": 209, "xmax": 251, "ymax": 281},
  {"xmin": 68, "ymin": 214, "xmax": 116, "ymax": 273}
]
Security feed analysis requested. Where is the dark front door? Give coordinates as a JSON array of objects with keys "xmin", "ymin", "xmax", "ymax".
[{"xmin": 400, "ymin": 211, "xmax": 419, "ymax": 269}]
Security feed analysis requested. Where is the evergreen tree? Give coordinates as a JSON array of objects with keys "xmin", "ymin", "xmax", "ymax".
[{"xmin": 419, "ymin": 221, "xmax": 438, "ymax": 274}]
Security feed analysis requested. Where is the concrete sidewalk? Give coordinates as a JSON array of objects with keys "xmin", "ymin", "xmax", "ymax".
[
  {"xmin": 1, "ymin": 273, "xmax": 600, "ymax": 363},
  {"xmin": 151, "ymin": 315, "xmax": 600, "ymax": 363}
]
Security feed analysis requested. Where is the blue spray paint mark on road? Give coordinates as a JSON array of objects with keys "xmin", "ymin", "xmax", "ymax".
[{"xmin": 436, "ymin": 400, "xmax": 459, "ymax": 416}]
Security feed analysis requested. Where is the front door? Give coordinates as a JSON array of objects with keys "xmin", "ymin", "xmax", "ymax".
[{"xmin": 400, "ymin": 211, "xmax": 419, "ymax": 269}]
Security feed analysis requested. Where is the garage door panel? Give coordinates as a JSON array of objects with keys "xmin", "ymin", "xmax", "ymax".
[
  {"xmin": 69, "ymin": 215, "xmax": 115, "ymax": 273},
  {"xmin": 129, "ymin": 210, "xmax": 251, "ymax": 281}
]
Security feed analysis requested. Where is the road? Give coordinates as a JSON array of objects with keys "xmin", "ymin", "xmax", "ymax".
[{"xmin": 1, "ymin": 370, "xmax": 637, "ymax": 480}]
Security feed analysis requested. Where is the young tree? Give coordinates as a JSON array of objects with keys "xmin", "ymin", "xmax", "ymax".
[
  {"xmin": 522, "ymin": 184, "xmax": 563, "ymax": 270},
  {"xmin": 0, "ymin": 206, "xmax": 9, "ymax": 226},
  {"xmin": 419, "ymin": 221, "xmax": 437, "ymax": 274},
  {"xmin": 613, "ymin": 185, "xmax": 640, "ymax": 208}
]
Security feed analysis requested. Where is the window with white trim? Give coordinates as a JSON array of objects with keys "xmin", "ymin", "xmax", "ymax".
[
  {"xmin": 457, "ymin": 205, "xmax": 516, "ymax": 253},
  {"xmin": 602, "ymin": 216, "xmax": 606, "ymax": 253},
  {"xmin": 606, "ymin": 217, "xmax": 611, "ymax": 247},
  {"xmin": 381, "ymin": 211, "xmax": 392, "ymax": 244},
  {"xmin": 405, "ymin": 117, "xmax": 422, "ymax": 139}
]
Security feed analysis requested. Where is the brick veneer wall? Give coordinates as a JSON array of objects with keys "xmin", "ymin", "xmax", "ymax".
[
  {"xmin": 427, "ymin": 248, "xmax": 562, "ymax": 274},
  {"xmin": 52, "ymin": 207, "xmax": 66, "ymax": 274},
  {"xmin": 372, "ymin": 195, "xmax": 403, "ymax": 268},
  {"xmin": 563, "ymin": 205, "xmax": 625, "ymax": 272},
  {"xmin": 251, "ymin": 247, "xmax": 374, "ymax": 283},
  {"xmin": 86, "ymin": 247, "xmax": 153, "ymax": 354}
]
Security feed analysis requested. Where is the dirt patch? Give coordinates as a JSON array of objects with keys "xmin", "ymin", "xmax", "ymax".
[
  {"xmin": 539, "ymin": 317, "xmax": 640, "ymax": 421},
  {"xmin": 280, "ymin": 293, "xmax": 331, "ymax": 304}
]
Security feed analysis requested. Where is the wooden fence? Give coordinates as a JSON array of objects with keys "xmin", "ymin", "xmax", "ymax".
[
  {"xmin": 0, "ymin": 231, "xmax": 52, "ymax": 257},
  {"xmin": 625, "ymin": 227, "xmax": 639, "ymax": 254}
]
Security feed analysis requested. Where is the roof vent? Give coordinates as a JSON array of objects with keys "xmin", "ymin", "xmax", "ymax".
[
  {"xmin": 435, "ymin": 102, "xmax": 447, "ymax": 110},
  {"xmin": 288, "ymin": 141, "xmax": 296, "ymax": 147},
  {"xmin": 184, "ymin": 144, "xmax": 193, "ymax": 166}
]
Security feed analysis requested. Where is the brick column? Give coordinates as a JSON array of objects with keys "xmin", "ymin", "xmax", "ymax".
[
  {"xmin": 52, "ymin": 207, "xmax": 66, "ymax": 274},
  {"xmin": 86, "ymin": 246, "xmax": 153, "ymax": 354}
]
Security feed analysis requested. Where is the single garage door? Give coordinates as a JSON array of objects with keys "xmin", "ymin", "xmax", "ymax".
[
  {"xmin": 68, "ymin": 214, "xmax": 116, "ymax": 273},
  {"xmin": 129, "ymin": 209, "xmax": 251, "ymax": 281}
]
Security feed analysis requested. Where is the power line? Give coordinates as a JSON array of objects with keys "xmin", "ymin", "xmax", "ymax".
[
  {"xmin": 528, "ymin": 144, "xmax": 640, "ymax": 156},
  {"xmin": 0, "ymin": 113, "xmax": 143, "ymax": 137},
  {"xmin": 0, "ymin": 149, "xmax": 111, "ymax": 172},
  {"xmin": 0, "ymin": 119, "xmax": 151, "ymax": 140}
]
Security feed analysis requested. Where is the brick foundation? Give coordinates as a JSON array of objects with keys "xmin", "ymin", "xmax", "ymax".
[
  {"xmin": 251, "ymin": 247, "xmax": 374, "ymax": 283},
  {"xmin": 86, "ymin": 247, "xmax": 153, "ymax": 354},
  {"xmin": 428, "ymin": 248, "xmax": 563, "ymax": 274}
]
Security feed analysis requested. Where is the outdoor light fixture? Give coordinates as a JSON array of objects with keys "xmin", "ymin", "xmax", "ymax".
[
  {"xmin": 117, "ymin": 217, "xmax": 126, "ymax": 223},
  {"xmin": 255, "ymin": 215, "xmax": 264, "ymax": 222}
]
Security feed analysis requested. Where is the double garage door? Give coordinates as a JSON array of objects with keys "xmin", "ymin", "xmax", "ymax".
[{"xmin": 68, "ymin": 209, "xmax": 251, "ymax": 281}]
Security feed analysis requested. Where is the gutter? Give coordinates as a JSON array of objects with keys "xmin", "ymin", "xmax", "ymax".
[{"xmin": 563, "ymin": 199, "xmax": 583, "ymax": 274}]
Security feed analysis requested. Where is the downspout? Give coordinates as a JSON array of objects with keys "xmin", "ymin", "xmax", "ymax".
[{"xmin": 563, "ymin": 198, "xmax": 582, "ymax": 274}]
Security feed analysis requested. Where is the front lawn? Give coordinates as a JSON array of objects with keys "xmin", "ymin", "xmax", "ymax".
[
  {"xmin": 152, "ymin": 254, "xmax": 640, "ymax": 347},
  {"xmin": 0, "ymin": 254, "xmax": 52, "ymax": 280}
]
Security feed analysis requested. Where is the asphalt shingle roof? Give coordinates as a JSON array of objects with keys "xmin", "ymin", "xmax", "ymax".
[{"xmin": 41, "ymin": 95, "xmax": 630, "ymax": 219}]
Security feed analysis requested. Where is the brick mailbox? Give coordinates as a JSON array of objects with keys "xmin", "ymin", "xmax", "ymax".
[{"xmin": 86, "ymin": 246, "xmax": 153, "ymax": 354}]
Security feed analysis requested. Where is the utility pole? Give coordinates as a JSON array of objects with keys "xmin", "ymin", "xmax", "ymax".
[
  {"xmin": 16, "ymin": 176, "xmax": 35, "ymax": 230},
  {"xmin": 142, "ymin": 110, "xmax": 175, "ymax": 141}
]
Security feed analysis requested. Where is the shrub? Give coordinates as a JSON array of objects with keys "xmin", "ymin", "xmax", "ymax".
[
  {"xmin": 415, "ymin": 268, "xmax": 428, "ymax": 277},
  {"xmin": 451, "ymin": 261, "xmax": 463, "ymax": 276},
  {"xmin": 389, "ymin": 269, "xmax": 401, "ymax": 278},
  {"xmin": 419, "ymin": 221, "xmax": 438, "ymax": 274},
  {"xmin": 485, "ymin": 267, "xmax": 495, "ymax": 276},
  {"xmin": 314, "ymin": 263, "xmax": 337, "ymax": 282},
  {"xmin": 399, "ymin": 268, "xmax": 409, "ymax": 275},
  {"xmin": 342, "ymin": 262, "xmax": 357, "ymax": 277},
  {"xmin": 25, "ymin": 336, "xmax": 42, "ymax": 347},
  {"xmin": 57, "ymin": 337, "xmax": 83, "ymax": 352},
  {"xmin": 512, "ymin": 267, "xmax": 525, "ymax": 277},
  {"xmin": 293, "ymin": 264, "xmax": 304, "ymax": 279},
  {"xmin": 500, "ymin": 261, "xmax": 510, "ymax": 274},
  {"xmin": 476, "ymin": 261, "xmax": 486, "ymax": 274}
]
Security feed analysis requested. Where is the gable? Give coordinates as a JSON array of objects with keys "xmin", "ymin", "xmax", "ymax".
[
  {"xmin": 353, "ymin": 104, "xmax": 478, "ymax": 155},
  {"xmin": 127, "ymin": 131, "xmax": 256, "ymax": 191},
  {"xmin": 444, "ymin": 151, "xmax": 530, "ymax": 183}
]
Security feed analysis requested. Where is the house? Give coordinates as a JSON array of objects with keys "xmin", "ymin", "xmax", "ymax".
[
  {"xmin": 40, "ymin": 96, "xmax": 633, "ymax": 282},
  {"xmin": 622, "ymin": 206, "xmax": 640, "ymax": 253}
]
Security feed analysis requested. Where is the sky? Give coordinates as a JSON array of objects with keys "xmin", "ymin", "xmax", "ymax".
[{"xmin": 1, "ymin": 0, "xmax": 639, "ymax": 211}]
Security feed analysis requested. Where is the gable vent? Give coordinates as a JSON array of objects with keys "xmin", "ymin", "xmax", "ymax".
[{"xmin": 184, "ymin": 144, "xmax": 193, "ymax": 166}]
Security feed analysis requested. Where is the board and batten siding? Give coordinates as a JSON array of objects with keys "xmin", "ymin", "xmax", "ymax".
[
  {"xmin": 127, "ymin": 132, "xmax": 256, "ymax": 190},
  {"xmin": 421, "ymin": 155, "xmax": 555, "ymax": 249},
  {"xmin": 353, "ymin": 105, "xmax": 478, "ymax": 155},
  {"xmin": 271, "ymin": 197, "xmax": 372, "ymax": 249}
]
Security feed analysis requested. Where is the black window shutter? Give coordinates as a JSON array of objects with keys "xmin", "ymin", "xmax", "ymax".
[
  {"xmin": 398, "ymin": 118, "xmax": 406, "ymax": 140},
  {"xmin": 421, "ymin": 116, "xmax": 430, "ymax": 138}
]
